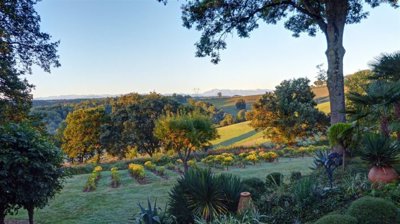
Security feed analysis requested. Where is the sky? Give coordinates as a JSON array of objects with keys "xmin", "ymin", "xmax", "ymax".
[{"xmin": 27, "ymin": 0, "xmax": 400, "ymax": 98}]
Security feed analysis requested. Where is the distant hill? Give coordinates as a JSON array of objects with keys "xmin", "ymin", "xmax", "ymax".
[
  {"xmin": 200, "ymin": 89, "xmax": 271, "ymax": 97},
  {"xmin": 34, "ymin": 94, "xmax": 117, "ymax": 100}
]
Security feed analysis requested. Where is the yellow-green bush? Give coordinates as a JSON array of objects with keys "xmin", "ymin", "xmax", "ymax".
[
  {"xmin": 128, "ymin": 163, "xmax": 145, "ymax": 179},
  {"xmin": 144, "ymin": 161, "xmax": 156, "ymax": 170}
]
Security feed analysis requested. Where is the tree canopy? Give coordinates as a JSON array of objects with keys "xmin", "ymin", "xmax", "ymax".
[
  {"xmin": 250, "ymin": 77, "xmax": 329, "ymax": 145},
  {"xmin": 0, "ymin": 122, "xmax": 65, "ymax": 224},
  {"xmin": 62, "ymin": 106, "xmax": 107, "ymax": 163},
  {"xmin": 154, "ymin": 112, "xmax": 218, "ymax": 172},
  {"xmin": 0, "ymin": 0, "xmax": 60, "ymax": 122},
  {"xmin": 163, "ymin": 0, "xmax": 398, "ymax": 124}
]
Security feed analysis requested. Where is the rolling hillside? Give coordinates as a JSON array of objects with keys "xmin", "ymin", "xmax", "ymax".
[{"xmin": 211, "ymin": 121, "xmax": 269, "ymax": 148}]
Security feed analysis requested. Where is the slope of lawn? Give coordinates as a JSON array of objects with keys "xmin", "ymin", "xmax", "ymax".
[
  {"xmin": 211, "ymin": 121, "xmax": 270, "ymax": 148},
  {"xmin": 317, "ymin": 101, "xmax": 330, "ymax": 114},
  {"xmin": 201, "ymin": 95, "xmax": 261, "ymax": 115},
  {"xmin": 7, "ymin": 157, "xmax": 313, "ymax": 224}
]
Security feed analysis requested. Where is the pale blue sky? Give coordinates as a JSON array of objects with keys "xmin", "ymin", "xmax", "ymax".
[{"xmin": 27, "ymin": 0, "xmax": 400, "ymax": 98}]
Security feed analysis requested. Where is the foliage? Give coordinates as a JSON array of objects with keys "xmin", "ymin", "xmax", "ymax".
[
  {"xmin": 194, "ymin": 210, "xmax": 265, "ymax": 224},
  {"xmin": 312, "ymin": 150, "xmax": 342, "ymax": 188},
  {"xmin": 101, "ymin": 93, "xmax": 180, "ymax": 158},
  {"xmin": 314, "ymin": 214, "xmax": 358, "ymax": 224},
  {"xmin": 155, "ymin": 112, "xmax": 218, "ymax": 173},
  {"xmin": 258, "ymin": 151, "xmax": 278, "ymax": 162},
  {"xmin": 291, "ymin": 176, "xmax": 317, "ymax": 207},
  {"xmin": 290, "ymin": 172, "xmax": 302, "ymax": 182},
  {"xmin": 346, "ymin": 196, "xmax": 399, "ymax": 224},
  {"xmin": 219, "ymin": 113, "xmax": 235, "ymax": 126},
  {"xmin": 241, "ymin": 178, "xmax": 266, "ymax": 204},
  {"xmin": 129, "ymin": 164, "xmax": 146, "ymax": 180},
  {"xmin": 144, "ymin": 161, "xmax": 157, "ymax": 171},
  {"xmin": 0, "ymin": 122, "xmax": 65, "ymax": 223},
  {"xmin": 236, "ymin": 109, "xmax": 246, "ymax": 122},
  {"xmin": 250, "ymin": 78, "xmax": 329, "ymax": 145},
  {"xmin": 155, "ymin": 166, "xmax": 166, "ymax": 176},
  {"xmin": 134, "ymin": 199, "xmax": 165, "ymax": 224},
  {"xmin": 266, "ymin": 172, "xmax": 283, "ymax": 188},
  {"xmin": 0, "ymin": 0, "xmax": 60, "ymax": 124},
  {"xmin": 168, "ymin": 168, "xmax": 243, "ymax": 223},
  {"xmin": 327, "ymin": 123, "xmax": 353, "ymax": 148},
  {"xmin": 345, "ymin": 70, "xmax": 372, "ymax": 110},
  {"xmin": 111, "ymin": 167, "xmax": 121, "ymax": 188},
  {"xmin": 360, "ymin": 133, "xmax": 400, "ymax": 167},
  {"xmin": 245, "ymin": 153, "xmax": 259, "ymax": 165},
  {"xmin": 83, "ymin": 171, "xmax": 100, "ymax": 192},
  {"xmin": 62, "ymin": 106, "xmax": 107, "ymax": 163},
  {"xmin": 235, "ymin": 98, "xmax": 246, "ymax": 110}
]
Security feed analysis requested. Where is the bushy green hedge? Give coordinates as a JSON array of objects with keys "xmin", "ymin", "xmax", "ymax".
[
  {"xmin": 346, "ymin": 196, "xmax": 399, "ymax": 224},
  {"xmin": 314, "ymin": 214, "xmax": 358, "ymax": 224}
]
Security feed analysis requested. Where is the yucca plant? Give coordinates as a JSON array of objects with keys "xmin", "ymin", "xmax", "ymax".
[
  {"xmin": 168, "ymin": 168, "xmax": 243, "ymax": 223},
  {"xmin": 360, "ymin": 133, "xmax": 400, "ymax": 167}
]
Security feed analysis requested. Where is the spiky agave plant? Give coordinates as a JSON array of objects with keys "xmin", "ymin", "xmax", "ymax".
[{"xmin": 361, "ymin": 133, "xmax": 400, "ymax": 167}]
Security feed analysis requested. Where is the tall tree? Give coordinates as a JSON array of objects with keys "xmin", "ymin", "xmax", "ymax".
[
  {"xmin": 0, "ymin": 0, "xmax": 60, "ymax": 122},
  {"xmin": 154, "ymin": 112, "xmax": 218, "ymax": 173},
  {"xmin": 62, "ymin": 107, "xmax": 107, "ymax": 163},
  {"xmin": 101, "ymin": 93, "xmax": 180, "ymax": 158},
  {"xmin": 167, "ymin": 0, "xmax": 398, "ymax": 124},
  {"xmin": 0, "ymin": 122, "xmax": 65, "ymax": 224},
  {"xmin": 235, "ymin": 98, "xmax": 246, "ymax": 110},
  {"xmin": 250, "ymin": 78, "xmax": 328, "ymax": 145}
]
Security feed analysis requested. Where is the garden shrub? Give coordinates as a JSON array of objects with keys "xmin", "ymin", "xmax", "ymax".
[
  {"xmin": 128, "ymin": 163, "xmax": 145, "ymax": 179},
  {"xmin": 314, "ymin": 214, "xmax": 358, "ymax": 224},
  {"xmin": 94, "ymin": 165, "xmax": 102, "ymax": 172},
  {"xmin": 259, "ymin": 151, "xmax": 278, "ymax": 162},
  {"xmin": 346, "ymin": 196, "xmax": 399, "ymax": 224},
  {"xmin": 110, "ymin": 167, "xmax": 121, "ymax": 188},
  {"xmin": 83, "ymin": 171, "xmax": 100, "ymax": 192},
  {"xmin": 245, "ymin": 153, "xmax": 258, "ymax": 165},
  {"xmin": 266, "ymin": 172, "xmax": 283, "ymax": 187},
  {"xmin": 187, "ymin": 159, "xmax": 197, "ymax": 168},
  {"xmin": 144, "ymin": 161, "xmax": 156, "ymax": 171},
  {"xmin": 168, "ymin": 168, "xmax": 243, "ymax": 223},
  {"xmin": 241, "ymin": 177, "xmax": 266, "ymax": 204},
  {"xmin": 156, "ymin": 166, "xmax": 165, "ymax": 176},
  {"xmin": 290, "ymin": 171, "xmax": 302, "ymax": 182}
]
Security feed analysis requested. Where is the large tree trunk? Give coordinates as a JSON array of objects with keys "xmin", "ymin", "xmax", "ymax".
[
  {"xmin": 0, "ymin": 210, "xmax": 5, "ymax": 224},
  {"xmin": 27, "ymin": 205, "xmax": 34, "ymax": 224},
  {"xmin": 324, "ymin": 1, "xmax": 348, "ymax": 125}
]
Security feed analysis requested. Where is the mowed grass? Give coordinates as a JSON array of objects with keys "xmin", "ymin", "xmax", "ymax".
[
  {"xmin": 201, "ymin": 95, "xmax": 261, "ymax": 115},
  {"xmin": 211, "ymin": 121, "xmax": 269, "ymax": 148},
  {"xmin": 7, "ymin": 157, "xmax": 313, "ymax": 224},
  {"xmin": 317, "ymin": 101, "xmax": 330, "ymax": 114}
]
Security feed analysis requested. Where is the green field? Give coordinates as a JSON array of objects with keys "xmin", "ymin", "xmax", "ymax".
[
  {"xmin": 201, "ymin": 95, "xmax": 261, "ymax": 115},
  {"xmin": 7, "ymin": 157, "xmax": 313, "ymax": 224},
  {"xmin": 211, "ymin": 121, "xmax": 269, "ymax": 148}
]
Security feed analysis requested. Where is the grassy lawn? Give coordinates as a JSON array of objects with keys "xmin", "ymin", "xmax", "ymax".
[
  {"xmin": 7, "ymin": 157, "xmax": 313, "ymax": 224},
  {"xmin": 211, "ymin": 121, "xmax": 270, "ymax": 148}
]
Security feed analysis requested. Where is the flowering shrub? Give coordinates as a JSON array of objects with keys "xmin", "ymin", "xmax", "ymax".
[
  {"xmin": 128, "ymin": 163, "xmax": 145, "ymax": 179},
  {"xmin": 201, "ymin": 155, "xmax": 216, "ymax": 167},
  {"xmin": 259, "ymin": 151, "xmax": 278, "ymax": 162},
  {"xmin": 156, "ymin": 166, "xmax": 166, "ymax": 176},
  {"xmin": 94, "ymin": 166, "xmax": 103, "ymax": 172},
  {"xmin": 245, "ymin": 154, "xmax": 259, "ymax": 165},
  {"xmin": 110, "ymin": 167, "xmax": 121, "ymax": 188},
  {"xmin": 222, "ymin": 156, "xmax": 234, "ymax": 168},
  {"xmin": 188, "ymin": 159, "xmax": 197, "ymax": 168},
  {"xmin": 83, "ymin": 170, "xmax": 100, "ymax": 192},
  {"xmin": 144, "ymin": 161, "xmax": 156, "ymax": 171}
]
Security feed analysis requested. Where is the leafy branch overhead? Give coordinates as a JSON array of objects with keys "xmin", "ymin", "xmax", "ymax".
[{"xmin": 178, "ymin": 0, "xmax": 397, "ymax": 63}]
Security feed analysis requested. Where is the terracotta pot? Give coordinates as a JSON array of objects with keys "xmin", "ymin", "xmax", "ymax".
[
  {"xmin": 237, "ymin": 192, "xmax": 253, "ymax": 214},
  {"xmin": 368, "ymin": 166, "xmax": 399, "ymax": 183}
]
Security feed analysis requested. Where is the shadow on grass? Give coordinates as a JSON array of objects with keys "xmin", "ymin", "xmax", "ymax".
[{"xmin": 214, "ymin": 130, "xmax": 257, "ymax": 147}]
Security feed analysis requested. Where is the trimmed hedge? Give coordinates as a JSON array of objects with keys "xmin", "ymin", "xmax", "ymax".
[
  {"xmin": 346, "ymin": 196, "xmax": 398, "ymax": 224},
  {"xmin": 314, "ymin": 214, "xmax": 357, "ymax": 224}
]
